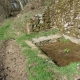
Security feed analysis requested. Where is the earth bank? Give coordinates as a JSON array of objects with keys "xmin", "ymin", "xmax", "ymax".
[{"xmin": 0, "ymin": 39, "xmax": 27, "ymax": 80}]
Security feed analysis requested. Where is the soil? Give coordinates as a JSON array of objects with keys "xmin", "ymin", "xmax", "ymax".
[
  {"xmin": 0, "ymin": 39, "xmax": 27, "ymax": 80},
  {"xmin": 39, "ymin": 38, "xmax": 80, "ymax": 66}
]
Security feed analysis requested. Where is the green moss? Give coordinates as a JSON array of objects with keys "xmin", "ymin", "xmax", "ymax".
[
  {"xmin": 60, "ymin": 37, "xmax": 70, "ymax": 42},
  {"xmin": 64, "ymin": 48, "xmax": 71, "ymax": 53},
  {"xmin": 0, "ymin": 22, "xmax": 11, "ymax": 40}
]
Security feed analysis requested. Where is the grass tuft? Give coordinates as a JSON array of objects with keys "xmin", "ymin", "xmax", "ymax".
[
  {"xmin": 60, "ymin": 37, "xmax": 70, "ymax": 42},
  {"xmin": 0, "ymin": 22, "xmax": 11, "ymax": 40}
]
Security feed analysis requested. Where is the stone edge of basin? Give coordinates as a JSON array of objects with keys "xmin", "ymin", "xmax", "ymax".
[
  {"xmin": 32, "ymin": 33, "xmax": 62, "ymax": 43},
  {"xmin": 32, "ymin": 33, "xmax": 80, "ymax": 45},
  {"xmin": 63, "ymin": 34, "xmax": 80, "ymax": 45}
]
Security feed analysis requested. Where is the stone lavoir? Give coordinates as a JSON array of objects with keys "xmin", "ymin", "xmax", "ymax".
[
  {"xmin": 30, "ymin": 0, "xmax": 80, "ymax": 66},
  {"xmin": 33, "ymin": 34, "xmax": 80, "ymax": 66},
  {"xmin": 39, "ymin": 37, "xmax": 80, "ymax": 66}
]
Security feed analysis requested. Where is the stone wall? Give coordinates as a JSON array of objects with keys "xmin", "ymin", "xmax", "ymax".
[
  {"xmin": 28, "ymin": 0, "xmax": 80, "ymax": 39},
  {"xmin": 49, "ymin": 0, "xmax": 80, "ymax": 38},
  {"xmin": 27, "ymin": 6, "xmax": 52, "ymax": 33}
]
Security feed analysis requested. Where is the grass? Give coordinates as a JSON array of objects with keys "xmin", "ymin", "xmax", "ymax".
[
  {"xmin": 60, "ymin": 37, "xmax": 70, "ymax": 42},
  {"xmin": 54, "ymin": 62, "xmax": 78, "ymax": 80},
  {"xmin": 0, "ymin": 21, "xmax": 11, "ymax": 40},
  {"xmin": 0, "ymin": 24, "xmax": 9, "ymax": 39},
  {"xmin": 64, "ymin": 48, "xmax": 71, "ymax": 53},
  {"xmin": 16, "ymin": 29, "xmax": 59, "ymax": 42},
  {"xmin": 23, "ymin": 48, "xmax": 54, "ymax": 80},
  {"xmin": 0, "ymin": 18, "xmax": 20, "ymax": 40}
]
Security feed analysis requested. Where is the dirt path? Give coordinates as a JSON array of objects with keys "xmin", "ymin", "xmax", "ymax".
[{"xmin": 0, "ymin": 39, "xmax": 27, "ymax": 80}]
